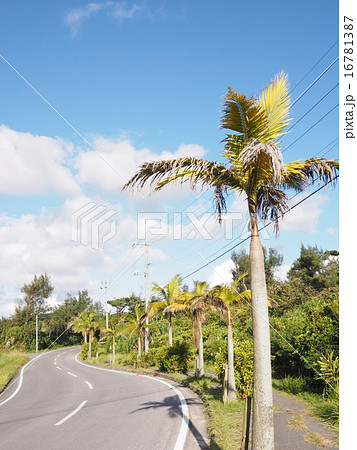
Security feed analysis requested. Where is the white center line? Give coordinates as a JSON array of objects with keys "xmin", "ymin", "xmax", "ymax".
[
  {"xmin": 56, "ymin": 366, "xmax": 63, "ymax": 371},
  {"xmin": 67, "ymin": 371, "xmax": 78, "ymax": 378},
  {"xmin": 54, "ymin": 400, "xmax": 87, "ymax": 426},
  {"xmin": 84, "ymin": 381, "xmax": 93, "ymax": 390}
]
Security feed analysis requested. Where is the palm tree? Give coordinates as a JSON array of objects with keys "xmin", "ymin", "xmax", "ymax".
[
  {"xmin": 209, "ymin": 275, "xmax": 251, "ymax": 402},
  {"xmin": 120, "ymin": 304, "xmax": 159, "ymax": 362},
  {"xmin": 151, "ymin": 274, "xmax": 182, "ymax": 347},
  {"xmin": 70, "ymin": 311, "xmax": 99, "ymax": 359},
  {"xmin": 166, "ymin": 281, "xmax": 209, "ymax": 377},
  {"xmin": 122, "ymin": 73, "xmax": 339, "ymax": 448},
  {"xmin": 100, "ymin": 320, "xmax": 122, "ymax": 364}
]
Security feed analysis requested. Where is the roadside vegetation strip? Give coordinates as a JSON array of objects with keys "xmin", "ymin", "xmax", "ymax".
[{"xmin": 0, "ymin": 351, "xmax": 30, "ymax": 392}]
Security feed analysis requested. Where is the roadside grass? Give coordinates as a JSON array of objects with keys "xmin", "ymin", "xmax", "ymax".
[
  {"xmin": 272, "ymin": 376, "xmax": 339, "ymax": 427},
  {"xmin": 0, "ymin": 351, "xmax": 29, "ymax": 391}
]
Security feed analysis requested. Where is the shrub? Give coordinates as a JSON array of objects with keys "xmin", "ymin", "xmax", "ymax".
[
  {"xmin": 280, "ymin": 375, "xmax": 308, "ymax": 394},
  {"xmin": 155, "ymin": 340, "xmax": 193, "ymax": 373},
  {"xmin": 214, "ymin": 339, "xmax": 254, "ymax": 397}
]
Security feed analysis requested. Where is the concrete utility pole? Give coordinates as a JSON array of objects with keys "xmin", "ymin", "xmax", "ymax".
[
  {"xmin": 35, "ymin": 314, "xmax": 38, "ymax": 353},
  {"xmin": 101, "ymin": 281, "xmax": 109, "ymax": 329},
  {"xmin": 133, "ymin": 238, "xmax": 151, "ymax": 354},
  {"xmin": 144, "ymin": 237, "xmax": 150, "ymax": 354}
]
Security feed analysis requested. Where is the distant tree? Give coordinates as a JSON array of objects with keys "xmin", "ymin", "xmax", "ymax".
[
  {"xmin": 108, "ymin": 293, "xmax": 144, "ymax": 315},
  {"xmin": 120, "ymin": 304, "xmax": 159, "ymax": 361},
  {"xmin": 288, "ymin": 245, "xmax": 339, "ymax": 290},
  {"xmin": 70, "ymin": 311, "xmax": 99, "ymax": 359},
  {"xmin": 151, "ymin": 275, "xmax": 182, "ymax": 347},
  {"xmin": 231, "ymin": 247, "xmax": 283, "ymax": 288},
  {"xmin": 208, "ymin": 274, "xmax": 251, "ymax": 402},
  {"xmin": 12, "ymin": 274, "xmax": 54, "ymax": 326},
  {"xmin": 165, "ymin": 281, "xmax": 209, "ymax": 377}
]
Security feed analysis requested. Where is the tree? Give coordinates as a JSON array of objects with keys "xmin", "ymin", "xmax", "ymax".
[
  {"xmin": 120, "ymin": 304, "xmax": 159, "ymax": 361},
  {"xmin": 123, "ymin": 73, "xmax": 339, "ymax": 448},
  {"xmin": 209, "ymin": 275, "xmax": 251, "ymax": 401},
  {"xmin": 231, "ymin": 247, "xmax": 283, "ymax": 288},
  {"xmin": 100, "ymin": 320, "xmax": 123, "ymax": 364},
  {"xmin": 151, "ymin": 274, "xmax": 182, "ymax": 347},
  {"xmin": 108, "ymin": 293, "xmax": 144, "ymax": 315},
  {"xmin": 70, "ymin": 311, "xmax": 99, "ymax": 359},
  {"xmin": 288, "ymin": 244, "xmax": 339, "ymax": 290},
  {"xmin": 12, "ymin": 274, "xmax": 54, "ymax": 326},
  {"xmin": 165, "ymin": 281, "xmax": 209, "ymax": 377}
]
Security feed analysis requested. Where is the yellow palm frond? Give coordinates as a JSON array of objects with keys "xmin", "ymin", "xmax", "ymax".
[{"xmin": 258, "ymin": 72, "xmax": 291, "ymax": 144}]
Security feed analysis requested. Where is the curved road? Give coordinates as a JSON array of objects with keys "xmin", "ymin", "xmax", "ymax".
[{"xmin": 0, "ymin": 347, "xmax": 199, "ymax": 450}]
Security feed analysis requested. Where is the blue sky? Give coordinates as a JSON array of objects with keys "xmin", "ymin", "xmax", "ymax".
[{"xmin": 0, "ymin": 0, "xmax": 340, "ymax": 316}]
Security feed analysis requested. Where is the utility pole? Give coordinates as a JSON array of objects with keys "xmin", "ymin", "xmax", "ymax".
[
  {"xmin": 101, "ymin": 281, "xmax": 109, "ymax": 329},
  {"xmin": 144, "ymin": 237, "xmax": 149, "ymax": 354},
  {"xmin": 133, "ymin": 239, "xmax": 151, "ymax": 354},
  {"xmin": 35, "ymin": 314, "xmax": 38, "ymax": 353}
]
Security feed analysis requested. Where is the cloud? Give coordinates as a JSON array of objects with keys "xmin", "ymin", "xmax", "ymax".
[
  {"xmin": 64, "ymin": 2, "xmax": 154, "ymax": 37},
  {"xmin": 0, "ymin": 125, "xmax": 80, "ymax": 197},
  {"xmin": 207, "ymin": 259, "xmax": 235, "ymax": 287},
  {"xmin": 279, "ymin": 192, "xmax": 329, "ymax": 234},
  {"xmin": 74, "ymin": 136, "xmax": 206, "ymax": 201},
  {"xmin": 64, "ymin": 3, "xmax": 104, "ymax": 37}
]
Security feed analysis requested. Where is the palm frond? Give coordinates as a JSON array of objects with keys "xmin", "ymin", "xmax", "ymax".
[
  {"xmin": 283, "ymin": 158, "xmax": 339, "ymax": 191},
  {"xmin": 258, "ymin": 72, "xmax": 291, "ymax": 144}
]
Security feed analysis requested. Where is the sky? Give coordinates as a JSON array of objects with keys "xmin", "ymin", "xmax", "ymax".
[{"xmin": 0, "ymin": 0, "xmax": 341, "ymax": 317}]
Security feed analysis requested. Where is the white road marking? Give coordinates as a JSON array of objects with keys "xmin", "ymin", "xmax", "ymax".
[
  {"xmin": 54, "ymin": 400, "xmax": 87, "ymax": 426},
  {"xmin": 0, "ymin": 354, "xmax": 42, "ymax": 407},
  {"xmin": 67, "ymin": 371, "xmax": 77, "ymax": 378},
  {"xmin": 56, "ymin": 366, "xmax": 63, "ymax": 371},
  {"xmin": 54, "ymin": 362, "xmax": 57, "ymax": 365},
  {"xmin": 75, "ymin": 352, "xmax": 189, "ymax": 450},
  {"xmin": 85, "ymin": 381, "xmax": 93, "ymax": 390}
]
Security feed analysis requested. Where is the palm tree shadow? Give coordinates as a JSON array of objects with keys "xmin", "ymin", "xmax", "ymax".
[{"xmin": 130, "ymin": 395, "xmax": 210, "ymax": 449}]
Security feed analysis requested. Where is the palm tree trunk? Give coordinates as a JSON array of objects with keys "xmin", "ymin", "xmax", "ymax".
[
  {"xmin": 249, "ymin": 219, "xmax": 274, "ymax": 449},
  {"xmin": 112, "ymin": 336, "xmax": 115, "ymax": 364},
  {"xmin": 88, "ymin": 332, "xmax": 92, "ymax": 359},
  {"xmin": 197, "ymin": 317, "xmax": 204, "ymax": 377},
  {"xmin": 168, "ymin": 312, "xmax": 173, "ymax": 347},
  {"xmin": 138, "ymin": 333, "xmax": 142, "ymax": 360},
  {"xmin": 227, "ymin": 309, "xmax": 237, "ymax": 401}
]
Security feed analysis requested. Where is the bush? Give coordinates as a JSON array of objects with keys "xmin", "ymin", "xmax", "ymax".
[
  {"xmin": 280, "ymin": 375, "xmax": 308, "ymax": 394},
  {"xmin": 214, "ymin": 339, "xmax": 254, "ymax": 397},
  {"xmin": 155, "ymin": 340, "xmax": 193, "ymax": 373},
  {"xmin": 81, "ymin": 337, "xmax": 98, "ymax": 360}
]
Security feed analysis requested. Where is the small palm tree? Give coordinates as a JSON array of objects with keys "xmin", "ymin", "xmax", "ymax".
[
  {"xmin": 151, "ymin": 274, "xmax": 182, "ymax": 347},
  {"xmin": 209, "ymin": 274, "xmax": 251, "ymax": 401},
  {"xmin": 166, "ymin": 281, "xmax": 209, "ymax": 377},
  {"xmin": 120, "ymin": 304, "xmax": 159, "ymax": 362},
  {"xmin": 123, "ymin": 73, "xmax": 339, "ymax": 448},
  {"xmin": 100, "ymin": 320, "xmax": 122, "ymax": 364},
  {"xmin": 70, "ymin": 311, "xmax": 99, "ymax": 359}
]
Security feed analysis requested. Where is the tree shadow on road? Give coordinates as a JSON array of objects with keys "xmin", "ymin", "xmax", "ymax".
[{"xmin": 130, "ymin": 395, "xmax": 210, "ymax": 449}]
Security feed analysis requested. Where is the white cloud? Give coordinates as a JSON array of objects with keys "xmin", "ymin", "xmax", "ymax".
[
  {"xmin": 279, "ymin": 192, "xmax": 329, "ymax": 234},
  {"xmin": 64, "ymin": 2, "xmax": 154, "ymax": 37},
  {"xmin": 64, "ymin": 3, "xmax": 104, "ymax": 37},
  {"xmin": 0, "ymin": 126, "xmax": 80, "ymax": 197},
  {"xmin": 74, "ymin": 137, "xmax": 206, "ymax": 200},
  {"xmin": 207, "ymin": 259, "xmax": 234, "ymax": 287}
]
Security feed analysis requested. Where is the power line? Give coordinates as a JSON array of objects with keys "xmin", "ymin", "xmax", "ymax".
[
  {"xmin": 287, "ymin": 83, "xmax": 338, "ymax": 131},
  {"xmin": 291, "ymin": 57, "xmax": 338, "ymax": 107},
  {"xmin": 181, "ymin": 175, "xmax": 339, "ymax": 280},
  {"xmin": 290, "ymin": 40, "xmax": 338, "ymax": 94},
  {"xmin": 282, "ymin": 104, "xmax": 338, "ymax": 153}
]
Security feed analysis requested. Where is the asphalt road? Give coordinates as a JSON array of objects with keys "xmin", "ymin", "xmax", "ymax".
[{"xmin": 0, "ymin": 347, "xmax": 192, "ymax": 450}]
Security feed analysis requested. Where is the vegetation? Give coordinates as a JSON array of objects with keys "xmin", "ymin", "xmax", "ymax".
[{"xmin": 0, "ymin": 351, "xmax": 29, "ymax": 390}]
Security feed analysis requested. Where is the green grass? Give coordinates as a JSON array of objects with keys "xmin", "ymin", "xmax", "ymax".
[{"xmin": 0, "ymin": 351, "xmax": 30, "ymax": 390}]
